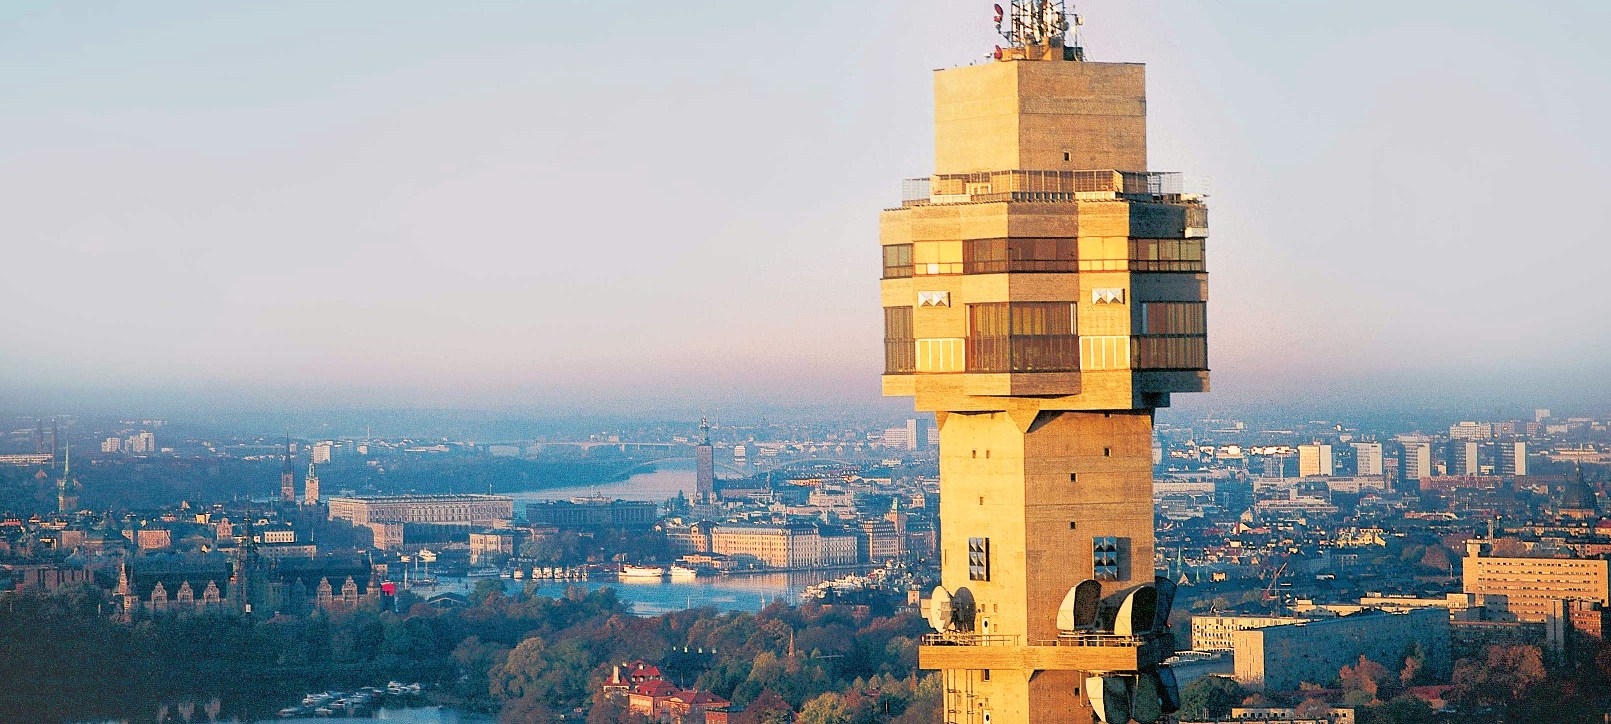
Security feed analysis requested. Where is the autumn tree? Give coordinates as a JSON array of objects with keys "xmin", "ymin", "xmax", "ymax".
[{"xmin": 1451, "ymin": 644, "xmax": 1547, "ymax": 714}]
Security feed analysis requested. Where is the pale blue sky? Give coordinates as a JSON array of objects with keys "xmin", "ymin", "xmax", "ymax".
[{"xmin": 3, "ymin": 1, "xmax": 1608, "ymax": 416}]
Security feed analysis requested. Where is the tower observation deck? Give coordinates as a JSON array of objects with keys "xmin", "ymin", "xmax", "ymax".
[{"xmin": 881, "ymin": 3, "xmax": 1208, "ymax": 722}]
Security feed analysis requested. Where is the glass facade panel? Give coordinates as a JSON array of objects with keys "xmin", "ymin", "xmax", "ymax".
[
  {"xmin": 883, "ymin": 307, "xmax": 915, "ymax": 374},
  {"xmin": 1134, "ymin": 302, "xmax": 1208, "ymax": 369},
  {"xmin": 964, "ymin": 238, "xmax": 1079, "ymax": 273},
  {"xmin": 882, "ymin": 244, "xmax": 913, "ymax": 279},
  {"xmin": 967, "ymin": 302, "xmax": 1078, "ymax": 373},
  {"xmin": 1130, "ymin": 238, "xmax": 1207, "ymax": 272}
]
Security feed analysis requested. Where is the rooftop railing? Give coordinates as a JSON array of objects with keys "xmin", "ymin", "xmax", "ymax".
[{"xmin": 900, "ymin": 170, "xmax": 1188, "ymax": 207}]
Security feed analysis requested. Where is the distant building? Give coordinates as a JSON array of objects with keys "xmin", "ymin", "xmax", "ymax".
[
  {"xmin": 1499, "ymin": 441, "xmax": 1528, "ymax": 476},
  {"xmin": 709, "ymin": 523, "xmax": 857, "ymax": 568},
  {"xmin": 469, "ymin": 529, "xmax": 522, "ymax": 564},
  {"xmin": 1449, "ymin": 440, "xmax": 1479, "ymax": 477},
  {"xmin": 1191, "ymin": 614, "xmax": 1307, "ymax": 652},
  {"xmin": 695, "ymin": 417, "xmax": 715, "ymax": 504},
  {"xmin": 526, "ymin": 499, "xmax": 657, "ymax": 530},
  {"xmin": 312, "ymin": 441, "xmax": 334, "ymax": 464},
  {"xmin": 1352, "ymin": 442, "xmax": 1383, "ymax": 477},
  {"xmin": 1298, "ymin": 444, "xmax": 1333, "ymax": 477},
  {"xmin": 101, "ymin": 437, "xmax": 121, "ymax": 453},
  {"xmin": 303, "ymin": 462, "xmax": 321, "ymax": 505},
  {"xmin": 1233, "ymin": 608, "xmax": 1451, "ymax": 691},
  {"xmin": 1463, "ymin": 542, "xmax": 1610, "ymax": 627},
  {"xmin": 1449, "ymin": 421, "xmax": 1490, "ymax": 441},
  {"xmin": 328, "ymin": 494, "xmax": 513, "ymax": 526},
  {"xmin": 1401, "ymin": 443, "xmax": 1432, "ymax": 485}
]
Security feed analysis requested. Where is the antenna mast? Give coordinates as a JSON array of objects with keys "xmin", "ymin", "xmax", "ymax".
[{"xmin": 992, "ymin": 1, "xmax": 1084, "ymax": 61}]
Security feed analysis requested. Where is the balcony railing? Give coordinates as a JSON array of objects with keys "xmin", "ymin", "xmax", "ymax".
[
  {"xmin": 900, "ymin": 170, "xmax": 1188, "ymax": 207},
  {"xmin": 922, "ymin": 633, "xmax": 1022, "ymax": 647}
]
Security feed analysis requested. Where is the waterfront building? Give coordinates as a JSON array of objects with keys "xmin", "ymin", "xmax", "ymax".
[
  {"xmin": 695, "ymin": 417, "xmax": 715, "ymax": 504},
  {"xmin": 709, "ymin": 523, "xmax": 857, "ymax": 569},
  {"xmin": 1232, "ymin": 608, "xmax": 1451, "ymax": 691},
  {"xmin": 469, "ymin": 529, "xmax": 522, "ymax": 564},
  {"xmin": 882, "ymin": 4, "xmax": 1210, "ymax": 718},
  {"xmin": 327, "ymin": 494, "xmax": 513, "ymax": 526},
  {"xmin": 526, "ymin": 498, "xmax": 657, "ymax": 530}
]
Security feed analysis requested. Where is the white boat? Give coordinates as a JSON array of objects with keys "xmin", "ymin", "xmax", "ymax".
[
  {"xmin": 465, "ymin": 567, "xmax": 500, "ymax": 578},
  {"xmin": 619, "ymin": 564, "xmax": 666, "ymax": 579},
  {"xmin": 668, "ymin": 565, "xmax": 699, "ymax": 579}
]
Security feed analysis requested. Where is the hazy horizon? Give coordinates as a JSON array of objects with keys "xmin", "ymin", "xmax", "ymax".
[{"xmin": 5, "ymin": 0, "xmax": 1609, "ymax": 416}]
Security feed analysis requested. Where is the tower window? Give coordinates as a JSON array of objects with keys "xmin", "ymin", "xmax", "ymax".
[
  {"xmin": 1070, "ymin": 473, "xmax": 1078, "ymax": 482},
  {"xmin": 1063, "ymin": 151, "xmax": 1072, "ymax": 162},
  {"xmin": 1103, "ymin": 447, "xmax": 1112, "ymax": 457},
  {"xmin": 967, "ymin": 302, "xmax": 1078, "ymax": 373},
  {"xmin": 883, "ymin": 307, "xmax": 915, "ymax": 374}
]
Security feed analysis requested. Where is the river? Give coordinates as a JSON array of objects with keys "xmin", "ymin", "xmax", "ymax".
[{"xmin": 505, "ymin": 458, "xmax": 697, "ymax": 507}]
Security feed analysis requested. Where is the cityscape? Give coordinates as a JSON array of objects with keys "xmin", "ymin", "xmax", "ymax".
[{"xmin": 3, "ymin": 2, "xmax": 1610, "ymax": 724}]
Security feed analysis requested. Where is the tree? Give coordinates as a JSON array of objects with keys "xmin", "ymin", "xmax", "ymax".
[
  {"xmin": 1339, "ymin": 655, "xmax": 1392, "ymax": 703},
  {"xmin": 1178, "ymin": 676, "xmax": 1246, "ymax": 720},
  {"xmin": 797, "ymin": 692, "xmax": 850, "ymax": 724},
  {"xmin": 735, "ymin": 690, "xmax": 796, "ymax": 724},
  {"xmin": 1451, "ymin": 644, "xmax": 1547, "ymax": 713}
]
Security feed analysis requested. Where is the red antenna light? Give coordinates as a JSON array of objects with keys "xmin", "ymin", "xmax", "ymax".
[
  {"xmin": 993, "ymin": 4, "xmax": 1004, "ymax": 22},
  {"xmin": 993, "ymin": 46, "xmax": 1003, "ymax": 60}
]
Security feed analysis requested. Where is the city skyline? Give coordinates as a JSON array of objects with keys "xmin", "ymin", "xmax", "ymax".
[{"xmin": 5, "ymin": 0, "xmax": 1610, "ymax": 416}]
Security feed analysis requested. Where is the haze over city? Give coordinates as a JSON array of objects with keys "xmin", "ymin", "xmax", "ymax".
[{"xmin": 5, "ymin": 0, "xmax": 1609, "ymax": 418}]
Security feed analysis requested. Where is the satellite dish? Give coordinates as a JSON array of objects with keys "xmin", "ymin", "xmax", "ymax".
[
  {"xmin": 928, "ymin": 586, "xmax": 953, "ymax": 632},
  {"xmin": 1086, "ymin": 675, "xmax": 1132, "ymax": 724},
  {"xmin": 1155, "ymin": 666, "xmax": 1181, "ymax": 714},
  {"xmin": 1152, "ymin": 576, "xmax": 1178, "ymax": 633},
  {"xmin": 951, "ymin": 586, "xmax": 977, "ymax": 633},
  {"xmin": 1057, "ymin": 579, "xmax": 1101, "ymax": 631},
  {"xmin": 1132, "ymin": 672, "xmax": 1164, "ymax": 724},
  {"xmin": 1114, "ymin": 585, "xmax": 1158, "ymax": 637}
]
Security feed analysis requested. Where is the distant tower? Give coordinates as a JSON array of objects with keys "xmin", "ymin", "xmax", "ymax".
[
  {"xmin": 280, "ymin": 437, "xmax": 296, "ymax": 504},
  {"xmin": 304, "ymin": 461, "xmax": 321, "ymax": 505},
  {"xmin": 885, "ymin": 4, "xmax": 1207, "ymax": 720},
  {"xmin": 50, "ymin": 418, "xmax": 59, "ymax": 470},
  {"xmin": 695, "ymin": 417, "xmax": 715, "ymax": 504},
  {"xmin": 56, "ymin": 443, "xmax": 79, "ymax": 514}
]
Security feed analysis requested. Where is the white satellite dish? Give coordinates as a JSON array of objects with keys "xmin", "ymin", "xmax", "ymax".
[
  {"xmin": 1086, "ymin": 674, "xmax": 1132, "ymax": 724},
  {"xmin": 1114, "ymin": 585, "xmax": 1158, "ymax": 637},
  {"xmin": 927, "ymin": 586, "xmax": 953, "ymax": 632}
]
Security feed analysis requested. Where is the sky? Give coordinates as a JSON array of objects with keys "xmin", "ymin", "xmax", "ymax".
[{"xmin": 3, "ymin": 1, "xmax": 1609, "ymax": 419}]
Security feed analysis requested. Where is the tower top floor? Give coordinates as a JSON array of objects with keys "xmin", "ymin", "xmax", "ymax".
[{"xmin": 935, "ymin": 59, "xmax": 1147, "ymax": 175}]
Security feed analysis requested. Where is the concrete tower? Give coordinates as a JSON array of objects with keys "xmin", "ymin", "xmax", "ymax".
[
  {"xmin": 882, "ymin": 4, "xmax": 1208, "ymax": 721},
  {"xmin": 695, "ymin": 417, "xmax": 715, "ymax": 504},
  {"xmin": 280, "ymin": 438, "xmax": 296, "ymax": 504}
]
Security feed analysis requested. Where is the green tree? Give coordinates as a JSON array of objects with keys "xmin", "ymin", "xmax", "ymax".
[{"xmin": 1178, "ymin": 676, "xmax": 1246, "ymax": 720}]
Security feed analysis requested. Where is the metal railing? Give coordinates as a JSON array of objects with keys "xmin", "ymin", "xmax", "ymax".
[
  {"xmin": 922, "ymin": 632, "xmax": 1022, "ymax": 646},
  {"xmin": 900, "ymin": 170, "xmax": 1187, "ymax": 206}
]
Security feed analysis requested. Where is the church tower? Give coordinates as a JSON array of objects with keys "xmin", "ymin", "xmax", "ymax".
[
  {"xmin": 882, "ymin": 4, "xmax": 1208, "ymax": 721},
  {"xmin": 304, "ymin": 461, "xmax": 321, "ymax": 505},
  {"xmin": 280, "ymin": 437, "xmax": 296, "ymax": 504}
]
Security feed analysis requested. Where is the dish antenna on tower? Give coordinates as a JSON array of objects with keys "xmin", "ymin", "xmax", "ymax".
[{"xmin": 993, "ymin": 1, "xmax": 1084, "ymax": 60}]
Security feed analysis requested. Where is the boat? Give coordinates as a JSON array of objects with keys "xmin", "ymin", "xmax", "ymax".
[
  {"xmin": 513, "ymin": 568, "xmax": 526, "ymax": 579},
  {"xmin": 668, "ymin": 565, "xmax": 700, "ymax": 580},
  {"xmin": 466, "ymin": 567, "xmax": 501, "ymax": 578},
  {"xmin": 619, "ymin": 564, "xmax": 666, "ymax": 579}
]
